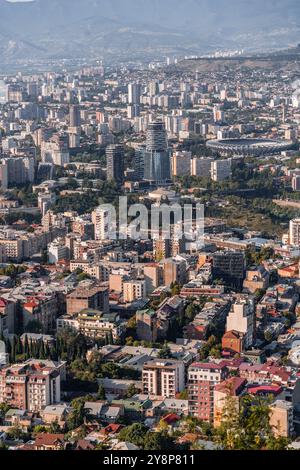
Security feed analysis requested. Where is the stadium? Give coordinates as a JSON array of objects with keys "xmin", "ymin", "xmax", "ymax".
[{"xmin": 206, "ymin": 138, "xmax": 294, "ymax": 157}]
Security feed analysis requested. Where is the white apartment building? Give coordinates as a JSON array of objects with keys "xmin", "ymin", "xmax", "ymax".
[
  {"xmin": 38, "ymin": 192, "xmax": 56, "ymax": 216},
  {"xmin": 290, "ymin": 219, "xmax": 300, "ymax": 246},
  {"xmin": 226, "ymin": 300, "xmax": 255, "ymax": 349},
  {"xmin": 92, "ymin": 207, "xmax": 112, "ymax": 241},
  {"xmin": 48, "ymin": 238, "xmax": 68, "ymax": 264},
  {"xmin": 172, "ymin": 151, "xmax": 192, "ymax": 177},
  {"xmin": 70, "ymin": 260, "xmax": 109, "ymax": 281},
  {"xmin": 0, "ymin": 156, "xmax": 35, "ymax": 188},
  {"xmin": 128, "ymin": 83, "xmax": 141, "ymax": 105},
  {"xmin": 57, "ymin": 309, "xmax": 124, "ymax": 341},
  {"xmin": 191, "ymin": 157, "xmax": 214, "ymax": 177},
  {"xmin": 292, "ymin": 176, "xmax": 300, "ymax": 192},
  {"xmin": 142, "ymin": 360, "xmax": 185, "ymax": 398},
  {"xmin": 27, "ymin": 371, "xmax": 61, "ymax": 413},
  {"xmin": 41, "ymin": 141, "xmax": 69, "ymax": 166},
  {"xmin": 211, "ymin": 159, "xmax": 232, "ymax": 182}
]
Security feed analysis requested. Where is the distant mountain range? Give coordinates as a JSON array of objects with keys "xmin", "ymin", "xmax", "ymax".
[{"xmin": 0, "ymin": 0, "xmax": 300, "ymax": 63}]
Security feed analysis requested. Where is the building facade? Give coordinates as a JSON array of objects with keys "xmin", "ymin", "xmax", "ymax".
[
  {"xmin": 142, "ymin": 360, "xmax": 185, "ymax": 398},
  {"xmin": 188, "ymin": 362, "xmax": 228, "ymax": 422}
]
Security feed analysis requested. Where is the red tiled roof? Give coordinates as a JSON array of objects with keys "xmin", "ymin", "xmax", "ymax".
[
  {"xmin": 101, "ymin": 423, "xmax": 123, "ymax": 435},
  {"xmin": 215, "ymin": 377, "xmax": 247, "ymax": 396},
  {"xmin": 24, "ymin": 301, "xmax": 39, "ymax": 309},
  {"xmin": 191, "ymin": 362, "xmax": 227, "ymax": 371},
  {"xmin": 161, "ymin": 413, "xmax": 181, "ymax": 424},
  {"xmin": 247, "ymin": 385, "xmax": 282, "ymax": 395},
  {"xmin": 239, "ymin": 363, "xmax": 264, "ymax": 372},
  {"xmin": 16, "ymin": 444, "xmax": 36, "ymax": 451},
  {"xmin": 35, "ymin": 433, "xmax": 65, "ymax": 446},
  {"xmin": 223, "ymin": 330, "xmax": 244, "ymax": 340},
  {"xmin": 260, "ymin": 364, "xmax": 290, "ymax": 382},
  {"xmin": 220, "ymin": 359, "xmax": 243, "ymax": 368},
  {"xmin": 75, "ymin": 440, "xmax": 96, "ymax": 450}
]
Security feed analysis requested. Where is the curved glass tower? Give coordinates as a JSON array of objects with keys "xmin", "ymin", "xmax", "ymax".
[{"xmin": 144, "ymin": 121, "xmax": 171, "ymax": 185}]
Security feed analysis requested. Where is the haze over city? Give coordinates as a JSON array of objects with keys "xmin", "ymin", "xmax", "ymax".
[{"xmin": 0, "ymin": 0, "xmax": 300, "ymax": 66}]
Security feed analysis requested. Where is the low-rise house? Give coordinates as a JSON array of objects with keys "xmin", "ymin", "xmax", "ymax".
[
  {"xmin": 84, "ymin": 431, "xmax": 106, "ymax": 445},
  {"xmin": 40, "ymin": 404, "xmax": 71, "ymax": 427},
  {"xmin": 159, "ymin": 413, "xmax": 181, "ymax": 430},
  {"xmin": 277, "ymin": 263, "xmax": 299, "ymax": 279},
  {"xmin": 110, "ymin": 440, "xmax": 140, "ymax": 451},
  {"xmin": 99, "ymin": 423, "xmax": 123, "ymax": 438},
  {"xmin": 110, "ymin": 398, "xmax": 150, "ymax": 421},
  {"xmin": 176, "ymin": 433, "xmax": 199, "ymax": 446},
  {"xmin": 4, "ymin": 409, "xmax": 36, "ymax": 430},
  {"xmin": 97, "ymin": 378, "xmax": 143, "ymax": 398},
  {"xmin": 34, "ymin": 433, "xmax": 66, "ymax": 451},
  {"xmin": 157, "ymin": 398, "xmax": 189, "ymax": 417},
  {"xmin": 74, "ymin": 439, "xmax": 96, "ymax": 451},
  {"xmin": 144, "ymin": 397, "xmax": 189, "ymax": 417},
  {"xmin": 84, "ymin": 401, "xmax": 124, "ymax": 423}
]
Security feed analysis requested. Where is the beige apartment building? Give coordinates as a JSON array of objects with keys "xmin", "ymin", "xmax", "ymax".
[
  {"xmin": 270, "ymin": 400, "xmax": 294, "ymax": 438},
  {"xmin": 142, "ymin": 360, "xmax": 185, "ymax": 398},
  {"xmin": 123, "ymin": 280, "xmax": 146, "ymax": 302}
]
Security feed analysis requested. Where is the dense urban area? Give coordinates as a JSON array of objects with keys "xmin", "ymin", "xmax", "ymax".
[{"xmin": 1, "ymin": 48, "xmax": 300, "ymax": 452}]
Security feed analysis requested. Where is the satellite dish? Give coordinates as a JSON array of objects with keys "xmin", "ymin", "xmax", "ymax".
[{"xmin": 0, "ymin": 340, "xmax": 6, "ymax": 354}]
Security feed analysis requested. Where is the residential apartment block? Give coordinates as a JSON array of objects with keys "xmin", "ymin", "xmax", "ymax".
[
  {"xmin": 142, "ymin": 360, "xmax": 185, "ymax": 398},
  {"xmin": 0, "ymin": 360, "xmax": 65, "ymax": 412}
]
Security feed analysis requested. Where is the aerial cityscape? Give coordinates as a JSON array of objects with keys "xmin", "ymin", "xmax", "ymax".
[{"xmin": 1, "ymin": 0, "xmax": 300, "ymax": 458}]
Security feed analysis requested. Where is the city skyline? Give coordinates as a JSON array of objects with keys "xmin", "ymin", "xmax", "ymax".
[{"xmin": 0, "ymin": 0, "xmax": 300, "ymax": 459}]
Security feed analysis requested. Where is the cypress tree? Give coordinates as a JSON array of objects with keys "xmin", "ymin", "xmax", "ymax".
[
  {"xmin": 29, "ymin": 338, "xmax": 33, "ymax": 358},
  {"xmin": 24, "ymin": 335, "xmax": 29, "ymax": 359},
  {"xmin": 5, "ymin": 337, "xmax": 11, "ymax": 360},
  {"xmin": 40, "ymin": 341, "xmax": 46, "ymax": 360},
  {"xmin": 56, "ymin": 336, "xmax": 60, "ymax": 359},
  {"xmin": 45, "ymin": 343, "xmax": 51, "ymax": 359},
  {"xmin": 16, "ymin": 336, "xmax": 22, "ymax": 355},
  {"xmin": 108, "ymin": 330, "xmax": 114, "ymax": 345},
  {"xmin": 11, "ymin": 336, "xmax": 16, "ymax": 363}
]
